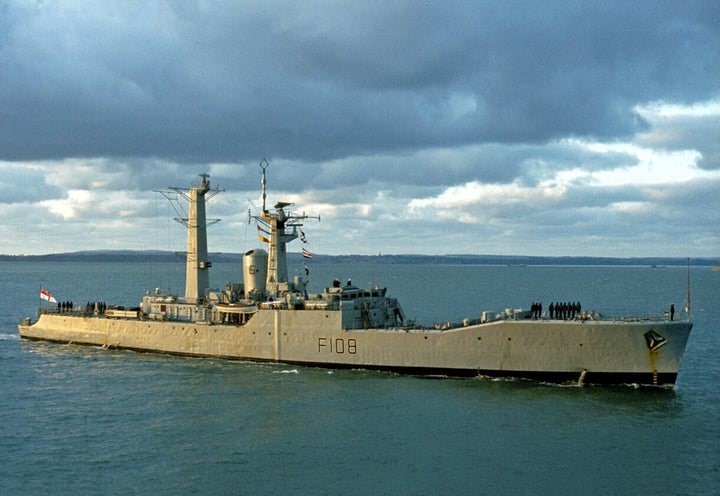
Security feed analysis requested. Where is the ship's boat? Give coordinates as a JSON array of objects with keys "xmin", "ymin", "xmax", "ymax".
[{"xmin": 19, "ymin": 168, "xmax": 692, "ymax": 386}]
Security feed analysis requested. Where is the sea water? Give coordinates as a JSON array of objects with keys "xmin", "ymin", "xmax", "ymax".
[{"xmin": 1, "ymin": 262, "xmax": 718, "ymax": 495}]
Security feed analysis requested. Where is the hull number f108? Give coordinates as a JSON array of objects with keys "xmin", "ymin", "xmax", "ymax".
[{"xmin": 318, "ymin": 337, "xmax": 357, "ymax": 354}]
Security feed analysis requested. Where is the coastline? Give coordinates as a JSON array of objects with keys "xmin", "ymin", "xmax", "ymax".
[{"xmin": 1, "ymin": 250, "xmax": 718, "ymax": 267}]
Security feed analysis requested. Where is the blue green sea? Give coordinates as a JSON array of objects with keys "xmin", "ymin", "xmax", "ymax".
[{"xmin": 1, "ymin": 262, "xmax": 718, "ymax": 495}]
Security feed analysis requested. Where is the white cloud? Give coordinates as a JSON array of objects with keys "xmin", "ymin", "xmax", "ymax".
[
  {"xmin": 41, "ymin": 190, "xmax": 93, "ymax": 220},
  {"xmin": 637, "ymin": 99, "xmax": 720, "ymax": 118}
]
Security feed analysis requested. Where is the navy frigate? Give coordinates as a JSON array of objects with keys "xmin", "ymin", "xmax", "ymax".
[{"xmin": 19, "ymin": 167, "xmax": 692, "ymax": 386}]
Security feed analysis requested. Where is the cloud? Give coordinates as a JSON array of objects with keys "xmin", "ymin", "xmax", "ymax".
[
  {"xmin": 0, "ymin": 164, "xmax": 61, "ymax": 203},
  {"xmin": 1, "ymin": 1, "xmax": 718, "ymax": 163},
  {"xmin": 634, "ymin": 101, "xmax": 720, "ymax": 170},
  {"xmin": 0, "ymin": 2, "xmax": 718, "ymax": 258}
]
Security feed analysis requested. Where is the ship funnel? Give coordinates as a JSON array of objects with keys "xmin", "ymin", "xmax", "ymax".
[{"xmin": 244, "ymin": 249, "xmax": 268, "ymax": 295}]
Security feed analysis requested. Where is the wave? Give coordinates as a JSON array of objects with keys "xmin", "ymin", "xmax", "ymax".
[
  {"xmin": 0, "ymin": 333, "xmax": 20, "ymax": 340},
  {"xmin": 273, "ymin": 369, "xmax": 299, "ymax": 374}
]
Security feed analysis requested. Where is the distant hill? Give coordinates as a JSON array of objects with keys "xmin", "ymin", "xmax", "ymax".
[
  {"xmin": 0, "ymin": 250, "xmax": 184, "ymax": 263},
  {"xmin": 1, "ymin": 250, "xmax": 718, "ymax": 266}
]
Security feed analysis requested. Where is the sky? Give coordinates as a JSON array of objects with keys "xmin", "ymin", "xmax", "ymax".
[{"xmin": 1, "ymin": 1, "xmax": 718, "ymax": 258}]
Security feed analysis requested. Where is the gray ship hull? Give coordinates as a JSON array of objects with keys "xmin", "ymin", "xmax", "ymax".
[{"xmin": 19, "ymin": 311, "xmax": 692, "ymax": 386}]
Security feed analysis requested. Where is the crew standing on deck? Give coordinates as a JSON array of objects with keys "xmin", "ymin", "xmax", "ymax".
[{"xmin": 530, "ymin": 302, "xmax": 543, "ymax": 319}]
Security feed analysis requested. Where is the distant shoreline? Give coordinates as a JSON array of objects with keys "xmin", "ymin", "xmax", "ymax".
[{"xmin": 1, "ymin": 250, "xmax": 718, "ymax": 267}]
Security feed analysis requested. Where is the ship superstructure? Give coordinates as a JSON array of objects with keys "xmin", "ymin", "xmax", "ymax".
[
  {"xmin": 138, "ymin": 167, "xmax": 404, "ymax": 330},
  {"xmin": 19, "ymin": 166, "xmax": 693, "ymax": 386}
]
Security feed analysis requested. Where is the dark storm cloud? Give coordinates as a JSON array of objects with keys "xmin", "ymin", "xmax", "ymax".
[{"xmin": 1, "ymin": 1, "xmax": 717, "ymax": 164}]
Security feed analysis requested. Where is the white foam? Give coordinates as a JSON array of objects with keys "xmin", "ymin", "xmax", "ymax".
[{"xmin": 274, "ymin": 369, "xmax": 299, "ymax": 374}]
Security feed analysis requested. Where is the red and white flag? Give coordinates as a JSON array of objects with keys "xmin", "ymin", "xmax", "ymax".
[
  {"xmin": 302, "ymin": 248, "xmax": 312, "ymax": 259},
  {"xmin": 40, "ymin": 287, "xmax": 57, "ymax": 303}
]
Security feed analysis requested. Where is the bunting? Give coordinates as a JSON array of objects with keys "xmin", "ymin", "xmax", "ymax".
[{"xmin": 302, "ymin": 248, "xmax": 313, "ymax": 259}]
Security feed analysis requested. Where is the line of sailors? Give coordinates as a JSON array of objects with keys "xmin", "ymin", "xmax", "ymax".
[
  {"xmin": 55, "ymin": 300, "xmax": 108, "ymax": 315},
  {"xmin": 530, "ymin": 301, "xmax": 582, "ymax": 319},
  {"xmin": 57, "ymin": 301, "xmax": 74, "ymax": 311},
  {"xmin": 85, "ymin": 301, "xmax": 107, "ymax": 314}
]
